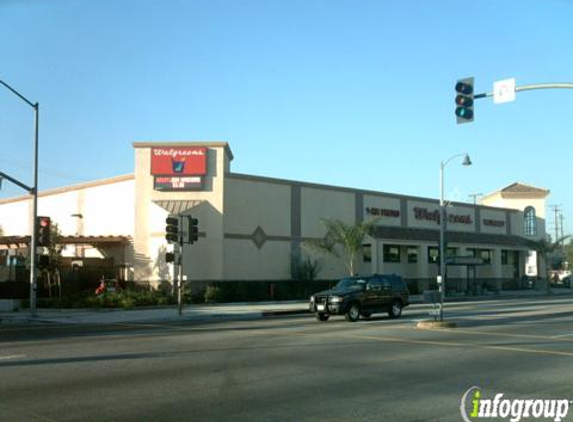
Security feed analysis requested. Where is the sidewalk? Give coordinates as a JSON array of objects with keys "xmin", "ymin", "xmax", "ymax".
[
  {"xmin": 2, "ymin": 288, "xmax": 572, "ymax": 326},
  {"xmin": 0, "ymin": 300, "xmax": 309, "ymax": 325}
]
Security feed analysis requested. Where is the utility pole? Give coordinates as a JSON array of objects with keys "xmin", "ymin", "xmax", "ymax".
[
  {"xmin": 469, "ymin": 193, "xmax": 483, "ymax": 205},
  {"xmin": 550, "ymin": 205, "xmax": 562, "ymax": 243},
  {"xmin": 559, "ymin": 212, "xmax": 565, "ymax": 245}
]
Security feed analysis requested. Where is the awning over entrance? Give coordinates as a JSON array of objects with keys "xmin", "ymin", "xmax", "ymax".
[
  {"xmin": 0, "ymin": 235, "xmax": 132, "ymax": 250},
  {"xmin": 371, "ymin": 226, "xmax": 538, "ymax": 249},
  {"xmin": 445, "ymin": 256, "xmax": 485, "ymax": 266},
  {"xmin": 153, "ymin": 200, "xmax": 204, "ymax": 215}
]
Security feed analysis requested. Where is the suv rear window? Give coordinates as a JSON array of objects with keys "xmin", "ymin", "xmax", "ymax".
[{"xmin": 335, "ymin": 278, "xmax": 367, "ymax": 290}]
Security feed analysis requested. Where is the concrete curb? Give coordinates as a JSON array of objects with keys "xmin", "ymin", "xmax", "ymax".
[{"xmin": 261, "ymin": 309, "xmax": 310, "ymax": 317}]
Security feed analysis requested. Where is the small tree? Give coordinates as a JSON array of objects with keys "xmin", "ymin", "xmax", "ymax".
[
  {"xmin": 531, "ymin": 235, "xmax": 571, "ymax": 291},
  {"xmin": 291, "ymin": 255, "xmax": 322, "ymax": 281},
  {"xmin": 41, "ymin": 223, "xmax": 64, "ymax": 300},
  {"xmin": 566, "ymin": 240, "xmax": 573, "ymax": 272},
  {"xmin": 305, "ymin": 218, "xmax": 377, "ymax": 276}
]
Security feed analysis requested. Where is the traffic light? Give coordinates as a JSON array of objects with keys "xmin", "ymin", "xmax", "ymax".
[
  {"xmin": 37, "ymin": 216, "xmax": 51, "ymax": 247},
  {"xmin": 188, "ymin": 216, "xmax": 199, "ymax": 243},
  {"xmin": 165, "ymin": 252, "xmax": 175, "ymax": 263},
  {"xmin": 455, "ymin": 77, "xmax": 474, "ymax": 124},
  {"xmin": 165, "ymin": 216, "xmax": 180, "ymax": 244}
]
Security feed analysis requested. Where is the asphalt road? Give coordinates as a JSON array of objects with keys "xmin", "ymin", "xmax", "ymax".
[{"xmin": 2, "ymin": 297, "xmax": 573, "ymax": 422}]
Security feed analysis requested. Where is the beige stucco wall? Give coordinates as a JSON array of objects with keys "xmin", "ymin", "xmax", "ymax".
[
  {"xmin": 300, "ymin": 187, "xmax": 356, "ymax": 278},
  {"xmin": 224, "ymin": 178, "xmax": 291, "ymax": 236},
  {"xmin": 133, "ymin": 142, "xmax": 231, "ymax": 285},
  {"xmin": 482, "ymin": 195, "xmax": 547, "ymax": 219},
  {"xmin": 481, "ymin": 193, "xmax": 547, "ymax": 241},
  {"xmin": 223, "ymin": 177, "xmax": 291, "ymax": 280},
  {"xmin": 301, "ymin": 187, "xmax": 354, "ymax": 238},
  {"xmin": 363, "ymin": 195, "xmax": 401, "ymax": 227},
  {"xmin": 0, "ymin": 176, "xmax": 134, "ymax": 238},
  {"xmin": 0, "ymin": 198, "xmax": 32, "ymax": 236},
  {"xmin": 224, "ymin": 239, "xmax": 291, "ymax": 280},
  {"xmin": 479, "ymin": 208, "xmax": 508, "ymax": 235}
]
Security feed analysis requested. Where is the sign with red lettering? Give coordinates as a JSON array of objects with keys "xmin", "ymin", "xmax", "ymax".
[
  {"xmin": 483, "ymin": 219, "xmax": 505, "ymax": 227},
  {"xmin": 154, "ymin": 176, "xmax": 203, "ymax": 191},
  {"xmin": 366, "ymin": 207, "xmax": 400, "ymax": 218},
  {"xmin": 151, "ymin": 147, "xmax": 207, "ymax": 176}
]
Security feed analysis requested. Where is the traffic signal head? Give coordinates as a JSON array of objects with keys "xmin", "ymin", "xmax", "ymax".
[
  {"xmin": 37, "ymin": 216, "xmax": 51, "ymax": 247},
  {"xmin": 165, "ymin": 216, "xmax": 180, "ymax": 244},
  {"xmin": 455, "ymin": 77, "xmax": 474, "ymax": 124},
  {"xmin": 188, "ymin": 216, "xmax": 199, "ymax": 243},
  {"xmin": 165, "ymin": 252, "xmax": 176, "ymax": 263}
]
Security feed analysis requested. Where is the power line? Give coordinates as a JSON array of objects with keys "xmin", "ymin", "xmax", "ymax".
[{"xmin": 0, "ymin": 154, "xmax": 90, "ymax": 183}]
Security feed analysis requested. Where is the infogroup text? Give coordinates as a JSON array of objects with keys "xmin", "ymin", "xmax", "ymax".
[{"xmin": 460, "ymin": 386, "xmax": 570, "ymax": 422}]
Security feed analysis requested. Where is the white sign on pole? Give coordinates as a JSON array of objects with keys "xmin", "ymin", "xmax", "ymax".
[{"xmin": 493, "ymin": 78, "xmax": 516, "ymax": 104}]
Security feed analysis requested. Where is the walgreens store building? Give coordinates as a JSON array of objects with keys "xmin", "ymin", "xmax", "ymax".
[{"xmin": 0, "ymin": 142, "xmax": 549, "ymax": 295}]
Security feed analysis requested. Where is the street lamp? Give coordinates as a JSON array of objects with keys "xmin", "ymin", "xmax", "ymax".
[
  {"xmin": 0, "ymin": 79, "xmax": 39, "ymax": 317},
  {"xmin": 439, "ymin": 153, "xmax": 472, "ymax": 321}
]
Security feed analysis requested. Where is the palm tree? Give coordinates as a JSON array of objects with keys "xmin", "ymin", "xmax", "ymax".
[
  {"xmin": 531, "ymin": 235, "xmax": 571, "ymax": 291},
  {"xmin": 305, "ymin": 218, "xmax": 377, "ymax": 276}
]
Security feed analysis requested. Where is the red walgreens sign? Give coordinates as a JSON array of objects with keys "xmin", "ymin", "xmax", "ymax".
[{"xmin": 150, "ymin": 147, "xmax": 207, "ymax": 176}]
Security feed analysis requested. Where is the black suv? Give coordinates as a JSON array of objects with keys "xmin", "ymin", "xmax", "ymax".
[{"xmin": 309, "ymin": 274, "xmax": 409, "ymax": 322}]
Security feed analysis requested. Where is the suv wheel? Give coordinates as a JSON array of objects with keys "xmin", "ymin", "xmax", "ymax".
[
  {"xmin": 316, "ymin": 313, "xmax": 330, "ymax": 322},
  {"xmin": 345, "ymin": 303, "xmax": 360, "ymax": 322},
  {"xmin": 388, "ymin": 300, "xmax": 402, "ymax": 319}
]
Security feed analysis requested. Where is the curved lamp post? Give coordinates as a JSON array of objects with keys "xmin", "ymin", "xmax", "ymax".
[
  {"xmin": 439, "ymin": 153, "xmax": 472, "ymax": 321},
  {"xmin": 0, "ymin": 79, "xmax": 39, "ymax": 317}
]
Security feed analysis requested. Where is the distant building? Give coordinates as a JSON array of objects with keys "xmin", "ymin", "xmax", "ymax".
[{"xmin": 0, "ymin": 142, "xmax": 550, "ymax": 294}]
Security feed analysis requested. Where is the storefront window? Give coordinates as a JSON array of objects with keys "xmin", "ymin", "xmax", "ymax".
[
  {"xmin": 480, "ymin": 249, "xmax": 492, "ymax": 264},
  {"xmin": 428, "ymin": 246, "xmax": 439, "ymax": 263},
  {"xmin": 363, "ymin": 244, "xmax": 372, "ymax": 263},
  {"xmin": 407, "ymin": 246, "xmax": 418, "ymax": 263},
  {"xmin": 383, "ymin": 245, "xmax": 400, "ymax": 263},
  {"xmin": 446, "ymin": 247, "xmax": 457, "ymax": 257}
]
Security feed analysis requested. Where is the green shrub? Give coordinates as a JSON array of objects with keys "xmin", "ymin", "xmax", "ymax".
[{"xmin": 204, "ymin": 284, "xmax": 224, "ymax": 303}]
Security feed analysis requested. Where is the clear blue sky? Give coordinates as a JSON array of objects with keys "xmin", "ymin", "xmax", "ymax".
[{"xmin": 1, "ymin": 0, "xmax": 571, "ymax": 237}]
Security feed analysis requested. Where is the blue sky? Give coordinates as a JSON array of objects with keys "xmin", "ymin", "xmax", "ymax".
[{"xmin": 1, "ymin": 0, "xmax": 572, "ymax": 236}]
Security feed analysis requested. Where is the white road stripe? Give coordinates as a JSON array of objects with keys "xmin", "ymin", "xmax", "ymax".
[
  {"xmin": 0, "ymin": 354, "xmax": 27, "ymax": 360},
  {"xmin": 552, "ymin": 334, "xmax": 573, "ymax": 338}
]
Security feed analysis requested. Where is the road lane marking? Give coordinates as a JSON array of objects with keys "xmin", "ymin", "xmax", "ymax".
[
  {"xmin": 245, "ymin": 328, "xmax": 573, "ymax": 359},
  {"xmin": 343, "ymin": 333, "xmax": 573, "ymax": 358},
  {"xmin": 413, "ymin": 326, "xmax": 573, "ymax": 342},
  {"xmin": 552, "ymin": 333, "xmax": 573, "ymax": 338},
  {"xmin": 0, "ymin": 354, "xmax": 27, "ymax": 360}
]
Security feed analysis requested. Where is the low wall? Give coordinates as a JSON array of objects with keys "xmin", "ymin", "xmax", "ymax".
[{"xmin": 0, "ymin": 299, "xmax": 21, "ymax": 312}]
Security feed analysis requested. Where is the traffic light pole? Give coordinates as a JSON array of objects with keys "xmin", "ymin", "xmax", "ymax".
[
  {"xmin": 0, "ymin": 79, "xmax": 39, "ymax": 317},
  {"xmin": 474, "ymin": 82, "xmax": 573, "ymax": 100},
  {"xmin": 177, "ymin": 252, "xmax": 184, "ymax": 316},
  {"xmin": 166, "ymin": 214, "xmax": 200, "ymax": 316}
]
